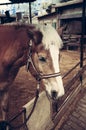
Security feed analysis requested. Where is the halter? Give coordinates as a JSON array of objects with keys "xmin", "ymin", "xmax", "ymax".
[{"xmin": 26, "ymin": 40, "xmax": 61, "ymax": 82}]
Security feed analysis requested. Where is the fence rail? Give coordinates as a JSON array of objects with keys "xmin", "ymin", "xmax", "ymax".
[{"xmin": 52, "ymin": 58, "xmax": 86, "ymax": 129}]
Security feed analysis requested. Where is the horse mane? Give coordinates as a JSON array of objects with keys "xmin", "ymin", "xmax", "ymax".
[
  {"xmin": 0, "ymin": 22, "xmax": 36, "ymax": 32},
  {"xmin": 0, "ymin": 22, "xmax": 63, "ymax": 50}
]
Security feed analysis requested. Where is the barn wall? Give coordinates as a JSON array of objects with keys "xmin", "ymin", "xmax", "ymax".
[{"xmin": 38, "ymin": 0, "xmax": 86, "ymax": 49}]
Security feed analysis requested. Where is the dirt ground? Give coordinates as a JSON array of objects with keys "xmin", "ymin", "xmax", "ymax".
[{"xmin": 7, "ymin": 50, "xmax": 81, "ymax": 122}]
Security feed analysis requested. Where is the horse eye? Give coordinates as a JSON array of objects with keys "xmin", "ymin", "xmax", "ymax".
[{"xmin": 39, "ymin": 56, "xmax": 46, "ymax": 62}]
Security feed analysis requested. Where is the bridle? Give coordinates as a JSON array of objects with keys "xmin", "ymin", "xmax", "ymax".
[
  {"xmin": 26, "ymin": 40, "xmax": 61, "ymax": 122},
  {"xmin": 26, "ymin": 40, "xmax": 61, "ymax": 82}
]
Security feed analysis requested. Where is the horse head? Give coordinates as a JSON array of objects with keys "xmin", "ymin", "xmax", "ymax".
[{"xmin": 27, "ymin": 24, "xmax": 65, "ymax": 100}]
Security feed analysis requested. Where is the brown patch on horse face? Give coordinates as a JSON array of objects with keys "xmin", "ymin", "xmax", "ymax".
[{"xmin": 32, "ymin": 44, "xmax": 55, "ymax": 75}]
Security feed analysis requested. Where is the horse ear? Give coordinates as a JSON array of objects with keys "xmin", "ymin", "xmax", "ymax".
[
  {"xmin": 33, "ymin": 30, "xmax": 43, "ymax": 45},
  {"xmin": 27, "ymin": 28, "xmax": 43, "ymax": 45},
  {"xmin": 27, "ymin": 30, "xmax": 34, "ymax": 40}
]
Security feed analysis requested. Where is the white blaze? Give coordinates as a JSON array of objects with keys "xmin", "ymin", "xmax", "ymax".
[{"xmin": 49, "ymin": 44, "xmax": 65, "ymax": 97}]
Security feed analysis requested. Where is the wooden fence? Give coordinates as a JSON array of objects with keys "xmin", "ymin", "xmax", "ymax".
[{"xmin": 8, "ymin": 58, "xmax": 86, "ymax": 130}]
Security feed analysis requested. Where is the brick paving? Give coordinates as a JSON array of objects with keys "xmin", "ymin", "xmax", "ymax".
[{"xmin": 61, "ymin": 91, "xmax": 86, "ymax": 130}]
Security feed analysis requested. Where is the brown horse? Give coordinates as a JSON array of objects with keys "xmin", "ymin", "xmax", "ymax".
[{"xmin": 0, "ymin": 23, "xmax": 64, "ymax": 121}]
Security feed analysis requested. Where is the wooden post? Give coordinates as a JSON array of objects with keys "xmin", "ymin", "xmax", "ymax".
[
  {"xmin": 80, "ymin": 0, "xmax": 86, "ymax": 83},
  {"xmin": 80, "ymin": 0, "xmax": 86, "ymax": 68},
  {"xmin": 29, "ymin": 2, "xmax": 32, "ymax": 23}
]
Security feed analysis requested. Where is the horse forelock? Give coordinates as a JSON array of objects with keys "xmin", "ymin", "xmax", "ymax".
[{"xmin": 39, "ymin": 24, "xmax": 63, "ymax": 50}]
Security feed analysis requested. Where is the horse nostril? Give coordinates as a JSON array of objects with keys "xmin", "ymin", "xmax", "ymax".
[{"xmin": 51, "ymin": 90, "xmax": 57, "ymax": 99}]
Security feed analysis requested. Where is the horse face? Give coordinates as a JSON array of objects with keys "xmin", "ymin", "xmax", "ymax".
[{"xmin": 32, "ymin": 44, "xmax": 65, "ymax": 100}]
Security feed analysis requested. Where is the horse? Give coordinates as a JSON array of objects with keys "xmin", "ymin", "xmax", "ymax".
[{"xmin": 0, "ymin": 23, "xmax": 65, "ymax": 121}]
